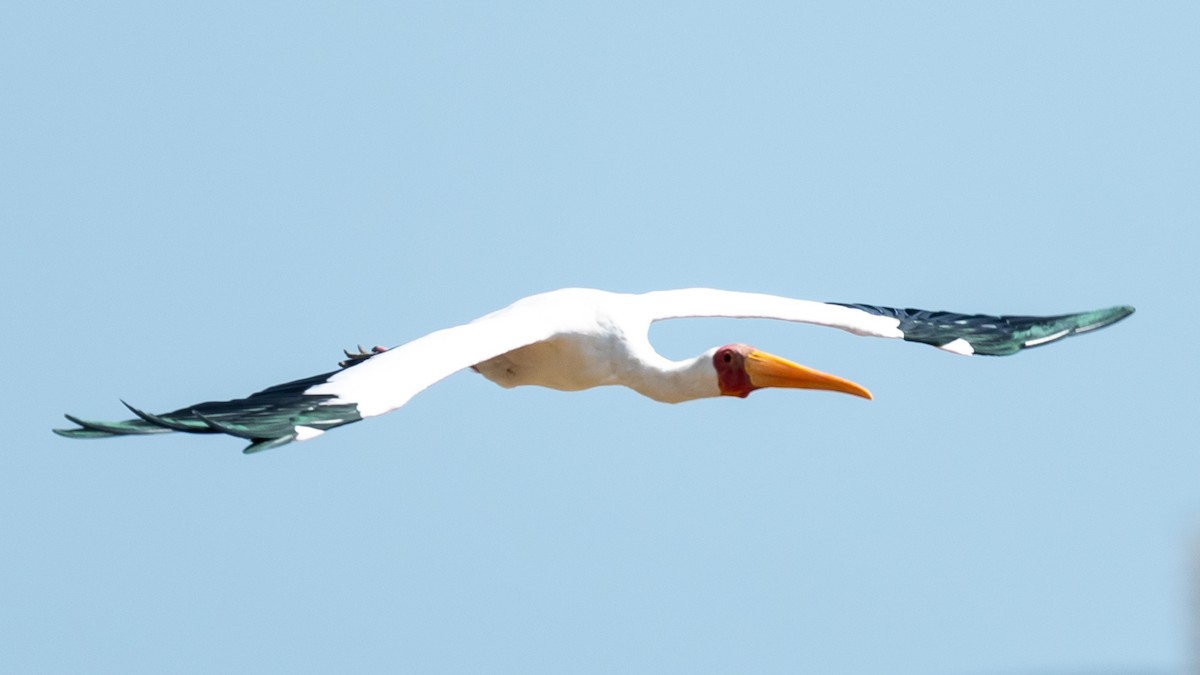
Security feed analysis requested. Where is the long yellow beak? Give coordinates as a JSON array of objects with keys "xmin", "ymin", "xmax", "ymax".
[{"xmin": 744, "ymin": 350, "xmax": 873, "ymax": 400}]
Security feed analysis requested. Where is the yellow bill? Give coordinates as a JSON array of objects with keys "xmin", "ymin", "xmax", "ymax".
[{"xmin": 744, "ymin": 350, "xmax": 873, "ymax": 400}]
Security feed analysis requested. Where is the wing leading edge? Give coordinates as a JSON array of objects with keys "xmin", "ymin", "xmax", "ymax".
[{"xmin": 638, "ymin": 288, "xmax": 1133, "ymax": 356}]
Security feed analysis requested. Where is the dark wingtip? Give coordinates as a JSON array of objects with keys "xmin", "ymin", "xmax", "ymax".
[
  {"xmin": 121, "ymin": 400, "xmax": 210, "ymax": 432},
  {"xmin": 61, "ymin": 413, "xmax": 169, "ymax": 435},
  {"xmin": 192, "ymin": 410, "xmax": 258, "ymax": 439},
  {"xmin": 1075, "ymin": 305, "xmax": 1136, "ymax": 335},
  {"xmin": 242, "ymin": 435, "xmax": 296, "ymax": 454},
  {"xmin": 55, "ymin": 369, "xmax": 362, "ymax": 450},
  {"xmin": 53, "ymin": 425, "xmax": 116, "ymax": 439},
  {"xmin": 1108, "ymin": 305, "xmax": 1136, "ymax": 327}
]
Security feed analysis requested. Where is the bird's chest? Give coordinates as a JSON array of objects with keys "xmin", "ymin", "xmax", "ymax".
[{"xmin": 472, "ymin": 333, "xmax": 626, "ymax": 391}]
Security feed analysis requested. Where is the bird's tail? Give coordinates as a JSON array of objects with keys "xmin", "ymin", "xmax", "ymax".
[{"xmin": 53, "ymin": 370, "xmax": 363, "ymax": 454}]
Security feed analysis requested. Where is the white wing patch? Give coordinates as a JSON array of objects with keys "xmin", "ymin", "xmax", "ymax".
[
  {"xmin": 938, "ymin": 338, "xmax": 975, "ymax": 356},
  {"xmin": 294, "ymin": 426, "xmax": 325, "ymax": 441},
  {"xmin": 1024, "ymin": 329, "xmax": 1071, "ymax": 347}
]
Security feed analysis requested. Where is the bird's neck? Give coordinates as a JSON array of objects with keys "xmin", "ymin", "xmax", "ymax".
[{"xmin": 622, "ymin": 350, "xmax": 721, "ymax": 404}]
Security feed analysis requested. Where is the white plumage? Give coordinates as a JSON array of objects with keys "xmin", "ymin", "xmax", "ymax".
[
  {"xmin": 310, "ymin": 288, "xmax": 903, "ymax": 415},
  {"xmin": 55, "ymin": 287, "xmax": 1134, "ymax": 453}
]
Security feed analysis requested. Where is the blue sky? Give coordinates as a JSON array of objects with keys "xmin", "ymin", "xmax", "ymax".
[{"xmin": 2, "ymin": 2, "xmax": 1197, "ymax": 673}]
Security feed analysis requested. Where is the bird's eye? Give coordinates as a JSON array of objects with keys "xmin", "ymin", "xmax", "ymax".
[{"xmin": 722, "ymin": 351, "xmax": 733, "ymax": 363}]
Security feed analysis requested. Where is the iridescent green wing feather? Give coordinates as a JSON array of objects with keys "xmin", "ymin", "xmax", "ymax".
[
  {"xmin": 53, "ymin": 370, "xmax": 363, "ymax": 454},
  {"xmin": 828, "ymin": 303, "xmax": 1134, "ymax": 356}
]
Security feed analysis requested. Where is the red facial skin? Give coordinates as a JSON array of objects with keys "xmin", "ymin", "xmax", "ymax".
[{"xmin": 713, "ymin": 343, "xmax": 758, "ymax": 398}]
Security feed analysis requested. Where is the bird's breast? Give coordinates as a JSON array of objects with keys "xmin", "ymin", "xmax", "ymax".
[{"xmin": 472, "ymin": 333, "xmax": 626, "ymax": 391}]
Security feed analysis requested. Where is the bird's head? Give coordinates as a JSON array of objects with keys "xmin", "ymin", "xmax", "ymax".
[{"xmin": 712, "ymin": 344, "xmax": 873, "ymax": 400}]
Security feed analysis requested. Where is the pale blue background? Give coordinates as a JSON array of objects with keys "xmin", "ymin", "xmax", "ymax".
[{"xmin": 2, "ymin": 2, "xmax": 1197, "ymax": 673}]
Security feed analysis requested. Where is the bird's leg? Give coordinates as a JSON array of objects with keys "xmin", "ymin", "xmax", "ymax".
[{"xmin": 338, "ymin": 345, "xmax": 389, "ymax": 369}]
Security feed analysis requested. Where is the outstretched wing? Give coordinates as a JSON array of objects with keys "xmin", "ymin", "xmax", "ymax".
[
  {"xmin": 54, "ymin": 307, "xmax": 564, "ymax": 453},
  {"xmin": 637, "ymin": 289, "xmax": 1134, "ymax": 356}
]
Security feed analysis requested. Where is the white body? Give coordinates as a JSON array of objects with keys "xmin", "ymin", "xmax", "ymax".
[
  {"xmin": 56, "ymin": 286, "xmax": 1132, "ymax": 451},
  {"xmin": 307, "ymin": 288, "xmax": 905, "ymax": 417}
]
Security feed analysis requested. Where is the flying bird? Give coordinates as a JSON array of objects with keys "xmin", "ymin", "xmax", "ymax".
[{"xmin": 54, "ymin": 288, "xmax": 1133, "ymax": 454}]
